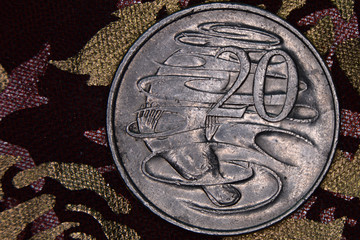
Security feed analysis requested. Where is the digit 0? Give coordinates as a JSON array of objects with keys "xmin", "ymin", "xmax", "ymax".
[{"xmin": 253, "ymin": 49, "xmax": 298, "ymax": 122}]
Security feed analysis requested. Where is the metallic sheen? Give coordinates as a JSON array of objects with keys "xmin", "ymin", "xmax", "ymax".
[{"xmin": 107, "ymin": 3, "xmax": 339, "ymax": 235}]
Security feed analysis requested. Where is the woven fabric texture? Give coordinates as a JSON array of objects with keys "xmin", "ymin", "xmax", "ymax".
[{"xmin": 0, "ymin": 0, "xmax": 359, "ymax": 239}]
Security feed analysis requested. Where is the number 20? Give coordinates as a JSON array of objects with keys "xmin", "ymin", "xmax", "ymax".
[{"xmin": 208, "ymin": 48, "xmax": 298, "ymax": 122}]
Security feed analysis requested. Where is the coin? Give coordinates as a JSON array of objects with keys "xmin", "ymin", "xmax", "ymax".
[{"xmin": 107, "ymin": 3, "xmax": 339, "ymax": 235}]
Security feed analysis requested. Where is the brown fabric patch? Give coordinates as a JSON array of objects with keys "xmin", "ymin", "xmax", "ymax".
[
  {"xmin": 321, "ymin": 148, "xmax": 360, "ymax": 198},
  {"xmin": 331, "ymin": 0, "xmax": 355, "ymax": 21},
  {"xmin": 306, "ymin": 16, "xmax": 335, "ymax": 55},
  {"xmin": 66, "ymin": 204, "xmax": 139, "ymax": 240},
  {"xmin": 30, "ymin": 222, "xmax": 79, "ymax": 240},
  {"xmin": 0, "ymin": 65, "xmax": 8, "ymax": 93},
  {"xmin": 0, "ymin": 194, "xmax": 56, "ymax": 239},
  {"xmin": 277, "ymin": 0, "xmax": 306, "ymax": 19},
  {"xmin": 51, "ymin": 0, "xmax": 180, "ymax": 86},
  {"xmin": 13, "ymin": 162, "xmax": 131, "ymax": 214},
  {"xmin": 223, "ymin": 218, "xmax": 346, "ymax": 240},
  {"xmin": 336, "ymin": 38, "xmax": 360, "ymax": 94}
]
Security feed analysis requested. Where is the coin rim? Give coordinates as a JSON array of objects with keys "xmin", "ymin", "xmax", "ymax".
[{"xmin": 106, "ymin": 3, "xmax": 340, "ymax": 235}]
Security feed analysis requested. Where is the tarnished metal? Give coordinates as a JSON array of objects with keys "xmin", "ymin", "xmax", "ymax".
[{"xmin": 107, "ymin": 3, "xmax": 339, "ymax": 235}]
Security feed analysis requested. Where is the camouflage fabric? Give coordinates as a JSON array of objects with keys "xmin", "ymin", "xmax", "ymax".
[{"xmin": 0, "ymin": 0, "xmax": 359, "ymax": 239}]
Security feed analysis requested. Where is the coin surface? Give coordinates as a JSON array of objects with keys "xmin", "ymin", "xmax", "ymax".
[{"xmin": 107, "ymin": 3, "xmax": 339, "ymax": 235}]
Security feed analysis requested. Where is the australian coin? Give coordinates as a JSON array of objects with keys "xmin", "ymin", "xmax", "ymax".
[{"xmin": 107, "ymin": 3, "xmax": 339, "ymax": 235}]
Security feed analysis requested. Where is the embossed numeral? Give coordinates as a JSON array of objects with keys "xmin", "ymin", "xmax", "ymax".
[
  {"xmin": 254, "ymin": 49, "xmax": 298, "ymax": 122},
  {"xmin": 207, "ymin": 47, "xmax": 250, "ymax": 117}
]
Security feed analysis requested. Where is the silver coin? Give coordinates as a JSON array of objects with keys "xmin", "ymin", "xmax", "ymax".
[{"xmin": 107, "ymin": 3, "xmax": 339, "ymax": 235}]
